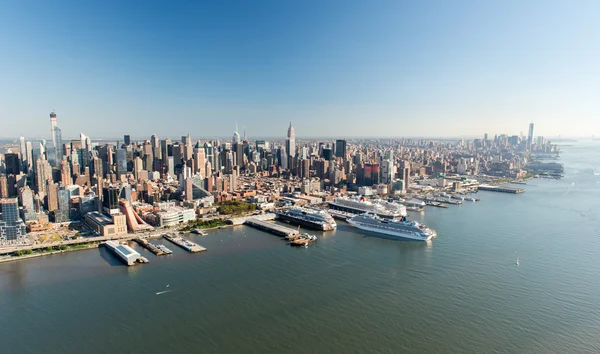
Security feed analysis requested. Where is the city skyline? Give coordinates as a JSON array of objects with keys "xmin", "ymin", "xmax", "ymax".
[
  {"xmin": 0, "ymin": 111, "xmax": 573, "ymax": 143},
  {"xmin": 1, "ymin": 0, "xmax": 599, "ymax": 138}
]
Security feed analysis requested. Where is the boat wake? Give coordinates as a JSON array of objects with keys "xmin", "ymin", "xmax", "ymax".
[{"xmin": 156, "ymin": 290, "xmax": 172, "ymax": 295}]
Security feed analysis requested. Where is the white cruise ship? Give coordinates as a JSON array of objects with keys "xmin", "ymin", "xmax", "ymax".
[
  {"xmin": 328, "ymin": 196, "xmax": 407, "ymax": 219},
  {"xmin": 347, "ymin": 213, "xmax": 436, "ymax": 241},
  {"xmin": 276, "ymin": 207, "xmax": 337, "ymax": 231}
]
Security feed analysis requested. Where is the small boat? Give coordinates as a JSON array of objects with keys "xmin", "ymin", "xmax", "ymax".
[{"xmin": 516, "ymin": 258, "xmax": 520, "ymax": 266}]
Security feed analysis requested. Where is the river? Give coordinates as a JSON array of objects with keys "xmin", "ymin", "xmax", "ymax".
[{"xmin": 1, "ymin": 142, "xmax": 599, "ymax": 354}]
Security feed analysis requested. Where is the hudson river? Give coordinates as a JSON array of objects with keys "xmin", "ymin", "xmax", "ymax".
[{"xmin": 1, "ymin": 142, "xmax": 599, "ymax": 354}]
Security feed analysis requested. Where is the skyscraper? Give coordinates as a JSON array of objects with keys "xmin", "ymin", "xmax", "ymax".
[
  {"xmin": 193, "ymin": 142, "xmax": 206, "ymax": 177},
  {"xmin": 151, "ymin": 134, "xmax": 159, "ymax": 148},
  {"xmin": 161, "ymin": 139, "xmax": 172, "ymax": 168},
  {"xmin": 46, "ymin": 183, "xmax": 58, "ymax": 211},
  {"xmin": 123, "ymin": 135, "xmax": 131, "ymax": 147},
  {"xmin": 232, "ymin": 124, "xmax": 241, "ymax": 144},
  {"xmin": 286, "ymin": 122, "xmax": 295, "ymax": 170},
  {"xmin": 335, "ymin": 139, "xmax": 347, "ymax": 159},
  {"xmin": 19, "ymin": 136, "xmax": 27, "ymax": 172},
  {"xmin": 50, "ymin": 110, "xmax": 62, "ymax": 166},
  {"xmin": 4, "ymin": 153, "xmax": 20, "ymax": 175},
  {"xmin": 50, "ymin": 110, "xmax": 57, "ymax": 147},
  {"xmin": 381, "ymin": 153, "xmax": 395, "ymax": 185},
  {"xmin": 60, "ymin": 160, "xmax": 73, "ymax": 185},
  {"xmin": 116, "ymin": 149, "xmax": 127, "ymax": 178},
  {"xmin": 54, "ymin": 188, "xmax": 71, "ymax": 223},
  {"xmin": 25, "ymin": 141, "xmax": 33, "ymax": 173},
  {"xmin": 102, "ymin": 187, "xmax": 120, "ymax": 215},
  {"xmin": 34, "ymin": 157, "xmax": 51, "ymax": 196},
  {"xmin": 527, "ymin": 122, "xmax": 534, "ymax": 151},
  {"xmin": 40, "ymin": 139, "xmax": 47, "ymax": 160},
  {"xmin": 54, "ymin": 125, "xmax": 63, "ymax": 165},
  {"xmin": 203, "ymin": 142, "xmax": 214, "ymax": 170}
]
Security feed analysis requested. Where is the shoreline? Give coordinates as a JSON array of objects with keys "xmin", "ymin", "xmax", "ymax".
[
  {"xmin": 0, "ymin": 226, "xmax": 229, "ymax": 265},
  {"xmin": 0, "ymin": 244, "xmax": 100, "ymax": 264}
]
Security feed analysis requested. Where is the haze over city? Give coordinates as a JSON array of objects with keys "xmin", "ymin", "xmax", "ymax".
[{"xmin": 1, "ymin": 0, "xmax": 599, "ymax": 138}]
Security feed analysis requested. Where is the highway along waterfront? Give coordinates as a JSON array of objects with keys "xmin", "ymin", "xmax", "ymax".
[{"xmin": 0, "ymin": 143, "xmax": 599, "ymax": 353}]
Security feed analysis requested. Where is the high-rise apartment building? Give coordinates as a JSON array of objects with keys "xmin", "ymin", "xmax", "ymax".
[
  {"xmin": 46, "ymin": 183, "xmax": 59, "ymax": 211},
  {"xmin": 54, "ymin": 188, "xmax": 71, "ymax": 223},
  {"xmin": 0, "ymin": 198, "xmax": 27, "ymax": 245}
]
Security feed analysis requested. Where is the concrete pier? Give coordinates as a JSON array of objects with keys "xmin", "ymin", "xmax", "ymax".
[
  {"xmin": 244, "ymin": 218, "xmax": 300, "ymax": 237},
  {"xmin": 163, "ymin": 234, "xmax": 207, "ymax": 253},
  {"xmin": 478, "ymin": 185, "xmax": 525, "ymax": 194}
]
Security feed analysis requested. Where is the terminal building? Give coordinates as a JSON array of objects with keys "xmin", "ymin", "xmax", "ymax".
[
  {"xmin": 154, "ymin": 203, "xmax": 195, "ymax": 227},
  {"xmin": 84, "ymin": 211, "xmax": 127, "ymax": 236}
]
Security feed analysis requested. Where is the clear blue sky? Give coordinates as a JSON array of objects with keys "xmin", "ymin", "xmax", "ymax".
[{"xmin": 0, "ymin": 0, "xmax": 598, "ymax": 139}]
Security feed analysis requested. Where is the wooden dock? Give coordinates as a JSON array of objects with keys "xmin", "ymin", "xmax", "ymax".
[
  {"xmin": 244, "ymin": 218, "xmax": 300, "ymax": 237},
  {"xmin": 134, "ymin": 238, "xmax": 165, "ymax": 256}
]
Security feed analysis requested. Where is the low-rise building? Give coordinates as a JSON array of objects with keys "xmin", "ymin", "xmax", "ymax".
[{"xmin": 84, "ymin": 211, "xmax": 127, "ymax": 236}]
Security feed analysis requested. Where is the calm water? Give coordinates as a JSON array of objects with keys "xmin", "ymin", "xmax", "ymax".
[{"xmin": 1, "ymin": 142, "xmax": 600, "ymax": 354}]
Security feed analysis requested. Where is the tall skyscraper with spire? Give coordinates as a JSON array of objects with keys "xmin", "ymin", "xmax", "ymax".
[
  {"xmin": 286, "ymin": 122, "xmax": 295, "ymax": 170},
  {"xmin": 49, "ymin": 110, "xmax": 63, "ymax": 166},
  {"xmin": 233, "ymin": 123, "xmax": 241, "ymax": 144},
  {"xmin": 50, "ymin": 110, "xmax": 57, "ymax": 161},
  {"xmin": 50, "ymin": 110, "xmax": 57, "ymax": 141},
  {"xmin": 286, "ymin": 122, "xmax": 295, "ymax": 157}
]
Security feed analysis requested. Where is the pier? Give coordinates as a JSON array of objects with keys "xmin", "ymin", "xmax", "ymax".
[
  {"xmin": 244, "ymin": 218, "xmax": 300, "ymax": 237},
  {"xmin": 229, "ymin": 213, "xmax": 276, "ymax": 226},
  {"xmin": 425, "ymin": 201, "xmax": 449, "ymax": 208},
  {"xmin": 103, "ymin": 241, "xmax": 144, "ymax": 266},
  {"xmin": 478, "ymin": 185, "xmax": 525, "ymax": 194},
  {"xmin": 134, "ymin": 238, "xmax": 164, "ymax": 256},
  {"xmin": 163, "ymin": 234, "xmax": 207, "ymax": 253}
]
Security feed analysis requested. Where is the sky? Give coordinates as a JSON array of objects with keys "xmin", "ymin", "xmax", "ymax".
[{"xmin": 0, "ymin": 0, "xmax": 598, "ymax": 140}]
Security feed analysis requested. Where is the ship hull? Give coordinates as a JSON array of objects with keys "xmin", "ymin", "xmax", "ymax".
[
  {"xmin": 276, "ymin": 213, "xmax": 336, "ymax": 231},
  {"xmin": 347, "ymin": 219, "xmax": 433, "ymax": 241},
  {"xmin": 328, "ymin": 203, "xmax": 399, "ymax": 219}
]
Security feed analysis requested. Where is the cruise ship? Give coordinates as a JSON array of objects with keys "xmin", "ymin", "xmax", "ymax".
[
  {"xmin": 328, "ymin": 196, "xmax": 407, "ymax": 220},
  {"xmin": 276, "ymin": 207, "xmax": 337, "ymax": 231},
  {"xmin": 347, "ymin": 213, "xmax": 436, "ymax": 241}
]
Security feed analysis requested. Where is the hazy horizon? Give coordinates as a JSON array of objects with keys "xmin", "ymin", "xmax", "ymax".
[{"xmin": 1, "ymin": 0, "xmax": 598, "ymax": 138}]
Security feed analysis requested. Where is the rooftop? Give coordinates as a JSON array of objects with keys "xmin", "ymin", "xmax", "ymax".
[{"xmin": 85, "ymin": 211, "xmax": 113, "ymax": 226}]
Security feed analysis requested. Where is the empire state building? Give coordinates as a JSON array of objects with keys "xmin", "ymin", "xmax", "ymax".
[{"xmin": 286, "ymin": 122, "xmax": 295, "ymax": 170}]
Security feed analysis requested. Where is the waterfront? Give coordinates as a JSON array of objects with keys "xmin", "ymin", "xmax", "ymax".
[{"xmin": 1, "ymin": 143, "xmax": 600, "ymax": 353}]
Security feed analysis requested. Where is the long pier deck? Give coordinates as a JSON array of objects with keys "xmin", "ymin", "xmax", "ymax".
[
  {"xmin": 244, "ymin": 218, "xmax": 300, "ymax": 237},
  {"xmin": 478, "ymin": 185, "xmax": 525, "ymax": 194},
  {"xmin": 163, "ymin": 234, "xmax": 206, "ymax": 253}
]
